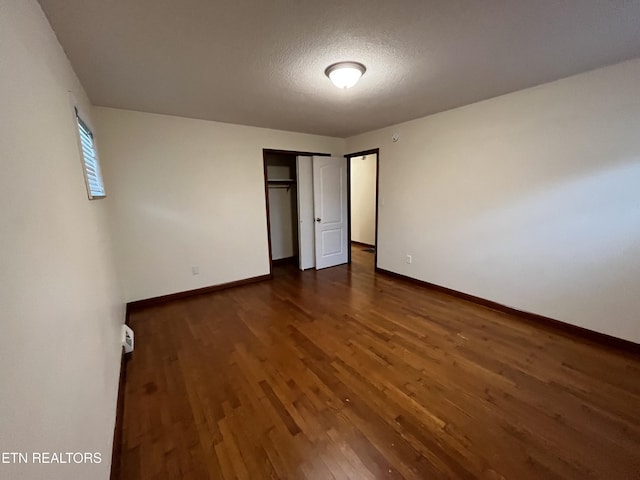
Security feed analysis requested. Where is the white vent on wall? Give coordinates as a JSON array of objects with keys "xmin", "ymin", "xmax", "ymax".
[{"xmin": 122, "ymin": 325, "xmax": 134, "ymax": 354}]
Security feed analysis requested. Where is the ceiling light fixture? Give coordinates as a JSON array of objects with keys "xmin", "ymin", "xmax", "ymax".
[{"xmin": 324, "ymin": 61, "xmax": 366, "ymax": 89}]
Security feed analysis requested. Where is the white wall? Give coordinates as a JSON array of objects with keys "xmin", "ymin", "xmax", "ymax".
[
  {"xmin": 350, "ymin": 154, "xmax": 377, "ymax": 245},
  {"xmin": 95, "ymin": 107, "xmax": 344, "ymax": 301},
  {"xmin": 346, "ymin": 58, "xmax": 640, "ymax": 343},
  {"xmin": 0, "ymin": 1, "xmax": 124, "ymax": 479}
]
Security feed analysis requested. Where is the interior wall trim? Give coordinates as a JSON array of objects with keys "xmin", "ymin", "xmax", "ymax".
[
  {"xmin": 375, "ymin": 267, "xmax": 640, "ymax": 355},
  {"xmin": 126, "ymin": 273, "xmax": 272, "ymax": 311}
]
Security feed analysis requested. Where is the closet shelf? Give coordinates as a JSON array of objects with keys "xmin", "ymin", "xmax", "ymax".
[{"xmin": 267, "ymin": 179, "xmax": 296, "ymax": 191}]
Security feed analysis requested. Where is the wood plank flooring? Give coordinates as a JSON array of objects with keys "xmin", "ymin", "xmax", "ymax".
[{"xmin": 118, "ymin": 247, "xmax": 640, "ymax": 479}]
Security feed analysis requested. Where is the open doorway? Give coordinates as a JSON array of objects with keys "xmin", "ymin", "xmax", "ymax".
[{"xmin": 346, "ymin": 148, "xmax": 379, "ymax": 270}]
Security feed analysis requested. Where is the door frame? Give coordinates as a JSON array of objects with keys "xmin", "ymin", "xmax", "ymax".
[
  {"xmin": 262, "ymin": 149, "xmax": 330, "ymax": 276},
  {"xmin": 345, "ymin": 148, "xmax": 380, "ymax": 268}
]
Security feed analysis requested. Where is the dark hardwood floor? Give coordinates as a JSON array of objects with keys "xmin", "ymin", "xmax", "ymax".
[{"xmin": 119, "ymin": 246, "xmax": 640, "ymax": 479}]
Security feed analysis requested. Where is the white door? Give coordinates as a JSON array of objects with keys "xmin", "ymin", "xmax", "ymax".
[
  {"xmin": 313, "ymin": 156, "xmax": 348, "ymax": 269},
  {"xmin": 296, "ymin": 156, "xmax": 315, "ymax": 270}
]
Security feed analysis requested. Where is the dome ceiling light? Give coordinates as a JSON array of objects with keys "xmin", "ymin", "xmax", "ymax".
[{"xmin": 324, "ymin": 61, "xmax": 366, "ymax": 89}]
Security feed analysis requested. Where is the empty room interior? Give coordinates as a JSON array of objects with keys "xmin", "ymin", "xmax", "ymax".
[{"xmin": 2, "ymin": 0, "xmax": 640, "ymax": 479}]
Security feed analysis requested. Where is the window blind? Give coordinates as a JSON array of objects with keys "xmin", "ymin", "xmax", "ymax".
[{"xmin": 76, "ymin": 112, "xmax": 105, "ymax": 198}]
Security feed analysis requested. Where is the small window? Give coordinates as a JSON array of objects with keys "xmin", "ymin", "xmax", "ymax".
[{"xmin": 76, "ymin": 109, "xmax": 105, "ymax": 199}]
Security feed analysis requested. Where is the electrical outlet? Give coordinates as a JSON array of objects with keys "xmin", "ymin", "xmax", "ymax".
[
  {"xmin": 192, "ymin": 266, "xmax": 200, "ymax": 275},
  {"xmin": 406, "ymin": 255, "xmax": 412, "ymax": 264}
]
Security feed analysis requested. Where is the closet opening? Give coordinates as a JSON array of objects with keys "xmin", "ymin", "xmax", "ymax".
[{"xmin": 262, "ymin": 149, "xmax": 330, "ymax": 275}]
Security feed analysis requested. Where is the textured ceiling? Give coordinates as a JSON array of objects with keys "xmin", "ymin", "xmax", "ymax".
[{"xmin": 38, "ymin": 0, "xmax": 640, "ymax": 138}]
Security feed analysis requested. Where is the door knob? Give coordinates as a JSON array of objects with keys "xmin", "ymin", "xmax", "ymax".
[{"xmin": 315, "ymin": 218, "xmax": 321, "ymax": 222}]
